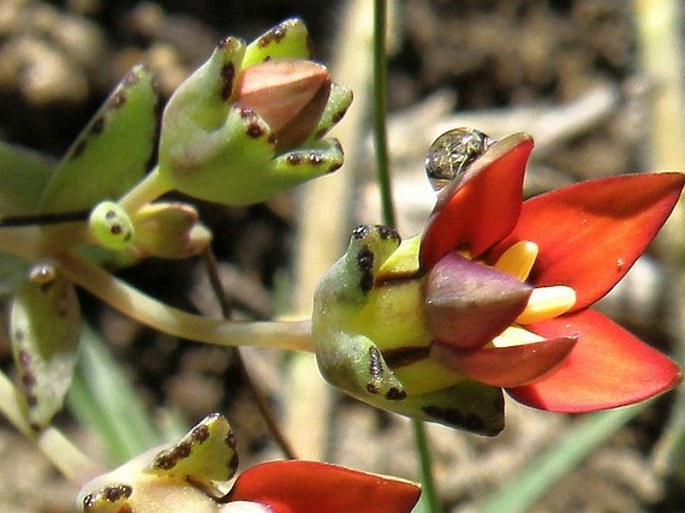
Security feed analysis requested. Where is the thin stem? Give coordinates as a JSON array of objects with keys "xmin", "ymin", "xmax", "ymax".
[
  {"xmin": 412, "ymin": 420, "xmax": 442, "ymax": 513},
  {"xmin": 202, "ymin": 247, "xmax": 299, "ymax": 459},
  {"xmin": 0, "ymin": 369, "xmax": 104, "ymax": 484},
  {"xmin": 0, "ymin": 210, "xmax": 89, "ymax": 227},
  {"xmin": 117, "ymin": 165, "xmax": 173, "ymax": 214},
  {"xmin": 373, "ymin": 2, "xmax": 440, "ymax": 512},
  {"xmin": 373, "ymin": 0, "xmax": 396, "ymax": 227},
  {"xmin": 56, "ymin": 250, "xmax": 314, "ymax": 352}
]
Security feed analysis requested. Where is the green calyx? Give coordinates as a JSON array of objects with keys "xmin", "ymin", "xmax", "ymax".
[
  {"xmin": 157, "ymin": 18, "xmax": 353, "ymax": 206},
  {"xmin": 312, "ymin": 225, "xmax": 505, "ymax": 435}
]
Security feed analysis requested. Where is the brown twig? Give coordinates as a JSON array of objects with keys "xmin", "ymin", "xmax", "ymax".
[{"xmin": 201, "ymin": 246, "xmax": 298, "ymax": 460}]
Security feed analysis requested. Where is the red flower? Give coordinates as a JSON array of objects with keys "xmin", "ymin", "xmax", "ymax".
[
  {"xmin": 228, "ymin": 461, "xmax": 420, "ymax": 513},
  {"xmin": 420, "ymin": 132, "xmax": 683, "ymax": 412}
]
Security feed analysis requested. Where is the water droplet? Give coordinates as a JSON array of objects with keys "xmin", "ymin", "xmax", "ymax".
[{"xmin": 425, "ymin": 128, "xmax": 496, "ymax": 190}]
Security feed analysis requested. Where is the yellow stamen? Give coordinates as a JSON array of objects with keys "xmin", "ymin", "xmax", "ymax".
[
  {"xmin": 492, "ymin": 326, "xmax": 545, "ymax": 347},
  {"xmin": 516, "ymin": 285, "xmax": 576, "ymax": 325},
  {"xmin": 494, "ymin": 241, "xmax": 539, "ymax": 281}
]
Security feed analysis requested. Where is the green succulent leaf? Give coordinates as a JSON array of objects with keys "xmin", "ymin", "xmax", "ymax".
[
  {"xmin": 307, "ymin": 83, "xmax": 353, "ymax": 141},
  {"xmin": 151, "ymin": 413, "xmax": 238, "ymax": 484},
  {"xmin": 10, "ymin": 264, "xmax": 81, "ymax": 429},
  {"xmin": 241, "ymin": 18, "xmax": 312, "ymax": 68},
  {"xmin": 0, "ymin": 141, "xmax": 54, "ymax": 215},
  {"xmin": 40, "ymin": 65, "xmax": 160, "ymax": 213}
]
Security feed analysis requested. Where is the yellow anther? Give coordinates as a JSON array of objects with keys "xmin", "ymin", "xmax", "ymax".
[
  {"xmin": 494, "ymin": 241, "xmax": 539, "ymax": 282},
  {"xmin": 492, "ymin": 326, "xmax": 545, "ymax": 348},
  {"xmin": 516, "ymin": 285, "xmax": 576, "ymax": 325}
]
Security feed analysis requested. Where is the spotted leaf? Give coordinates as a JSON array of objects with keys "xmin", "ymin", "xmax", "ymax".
[{"xmin": 10, "ymin": 264, "xmax": 81, "ymax": 429}]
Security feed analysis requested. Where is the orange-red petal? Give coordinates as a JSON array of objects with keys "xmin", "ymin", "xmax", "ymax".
[
  {"xmin": 507, "ymin": 309, "xmax": 681, "ymax": 412},
  {"xmin": 430, "ymin": 335, "xmax": 577, "ymax": 387},
  {"xmin": 492, "ymin": 172, "xmax": 685, "ymax": 310},
  {"xmin": 420, "ymin": 133, "xmax": 533, "ymax": 270},
  {"xmin": 228, "ymin": 461, "xmax": 421, "ymax": 513}
]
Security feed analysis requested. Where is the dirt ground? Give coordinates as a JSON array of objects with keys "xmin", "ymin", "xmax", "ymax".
[{"xmin": 0, "ymin": 1, "xmax": 684, "ymax": 512}]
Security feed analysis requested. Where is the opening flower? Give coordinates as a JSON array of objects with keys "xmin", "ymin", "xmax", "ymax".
[
  {"xmin": 312, "ymin": 130, "xmax": 683, "ymax": 435},
  {"xmin": 78, "ymin": 413, "xmax": 420, "ymax": 513}
]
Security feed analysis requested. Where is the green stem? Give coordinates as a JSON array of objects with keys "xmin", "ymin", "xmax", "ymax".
[
  {"xmin": 373, "ymin": 1, "xmax": 440, "ymax": 511},
  {"xmin": 412, "ymin": 420, "xmax": 442, "ymax": 513},
  {"xmin": 373, "ymin": 0, "xmax": 396, "ymax": 227},
  {"xmin": 117, "ymin": 165, "xmax": 173, "ymax": 214},
  {"xmin": 56, "ymin": 250, "xmax": 314, "ymax": 352},
  {"xmin": 0, "ymin": 369, "xmax": 104, "ymax": 484}
]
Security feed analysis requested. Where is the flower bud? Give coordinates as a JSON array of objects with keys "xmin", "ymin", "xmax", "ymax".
[{"xmin": 156, "ymin": 18, "xmax": 352, "ymax": 206}]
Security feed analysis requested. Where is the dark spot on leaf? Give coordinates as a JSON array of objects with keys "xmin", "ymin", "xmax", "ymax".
[
  {"xmin": 286, "ymin": 153, "xmax": 302, "ymax": 165},
  {"xmin": 82, "ymin": 494, "xmax": 96, "ymax": 510},
  {"xmin": 26, "ymin": 392, "xmax": 38, "ymax": 407},
  {"xmin": 422, "ymin": 405, "xmax": 486, "ymax": 433},
  {"xmin": 154, "ymin": 440, "xmax": 192, "ymax": 470},
  {"xmin": 226, "ymin": 430, "xmax": 237, "ymax": 449},
  {"xmin": 14, "ymin": 329, "xmax": 24, "ymax": 343},
  {"xmin": 191, "ymin": 423, "xmax": 210, "ymax": 443},
  {"xmin": 110, "ymin": 224, "xmax": 122, "ymax": 235},
  {"xmin": 377, "ymin": 225, "xmax": 400, "ymax": 242},
  {"xmin": 220, "ymin": 62, "xmax": 235, "ymax": 101},
  {"xmin": 122, "ymin": 68, "xmax": 141, "ymax": 87},
  {"xmin": 71, "ymin": 140, "xmax": 88, "ymax": 159},
  {"xmin": 22, "ymin": 372, "xmax": 36, "ymax": 388},
  {"xmin": 368, "ymin": 346, "xmax": 383, "ymax": 381},
  {"xmin": 109, "ymin": 90, "xmax": 127, "ymax": 110},
  {"xmin": 246, "ymin": 122, "xmax": 265, "ymax": 138},
  {"xmin": 105, "ymin": 209, "xmax": 117, "ymax": 220},
  {"xmin": 384, "ymin": 346, "xmax": 429, "ymax": 368},
  {"xmin": 257, "ymin": 22, "xmax": 288, "ymax": 48},
  {"xmin": 385, "ymin": 387, "xmax": 407, "ymax": 400},
  {"xmin": 332, "ymin": 107, "xmax": 348, "ymax": 124},
  {"xmin": 18, "ymin": 349, "xmax": 31, "ymax": 367},
  {"xmin": 268, "ymin": 133, "xmax": 277, "ymax": 144},
  {"xmin": 366, "ymin": 382, "xmax": 378, "ymax": 394},
  {"xmin": 352, "ymin": 225, "xmax": 370, "ymax": 240},
  {"xmin": 357, "ymin": 246, "xmax": 374, "ymax": 292},
  {"xmin": 90, "ymin": 117, "xmax": 106, "ymax": 136},
  {"xmin": 103, "ymin": 484, "xmax": 133, "ymax": 502},
  {"xmin": 218, "ymin": 36, "xmax": 234, "ymax": 49}
]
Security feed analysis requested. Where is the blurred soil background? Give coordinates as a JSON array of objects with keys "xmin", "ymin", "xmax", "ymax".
[{"xmin": 0, "ymin": 1, "xmax": 684, "ymax": 512}]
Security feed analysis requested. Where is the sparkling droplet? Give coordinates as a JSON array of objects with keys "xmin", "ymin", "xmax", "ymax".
[
  {"xmin": 28, "ymin": 263, "xmax": 57, "ymax": 285},
  {"xmin": 425, "ymin": 128, "xmax": 496, "ymax": 190}
]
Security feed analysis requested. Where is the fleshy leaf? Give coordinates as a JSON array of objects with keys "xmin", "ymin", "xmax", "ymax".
[
  {"xmin": 40, "ymin": 65, "xmax": 159, "ymax": 212},
  {"xmin": 229, "ymin": 461, "xmax": 421, "ymax": 513},
  {"xmin": 492, "ymin": 172, "xmax": 685, "ymax": 310},
  {"xmin": 241, "ymin": 18, "xmax": 312, "ymax": 67},
  {"xmin": 0, "ymin": 141, "xmax": 54, "ymax": 214},
  {"xmin": 420, "ymin": 133, "xmax": 532, "ymax": 270},
  {"xmin": 430, "ymin": 335, "xmax": 577, "ymax": 387},
  {"xmin": 11, "ymin": 264, "xmax": 81, "ymax": 428},
  {"xmin": 508, "ymin": 309, "xmax": 681, "ymax": 412},
  {"xmin": 424, "ymin": 252, "xmax": 532, "ymax": 349},
  {"xmin": 151, "ymin": 413, "xmax": 238, "ymax": 484}
]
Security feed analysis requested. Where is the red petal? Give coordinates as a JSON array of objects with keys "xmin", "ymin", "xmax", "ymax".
[
  {"xmin": 420, "ymin": 133, "xmax": 533, "ymax": 270},
  {"xmin": 229, "ymin": 461, "xmax": 421, "ymax": 513},
  {"xmin": 424, "ymin": 252, "xmax": 532, "ymax": 349},
  {"xmin": 430, "ymin": 336, "xmax": 577, "ymax": 387},
  {"xmin": 507, "ymin": 309, "xmax": 681, "ymax": 412},
  {"xmin": 492, "ymin": 173, "xmax": 685, "ymax": 310}
]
